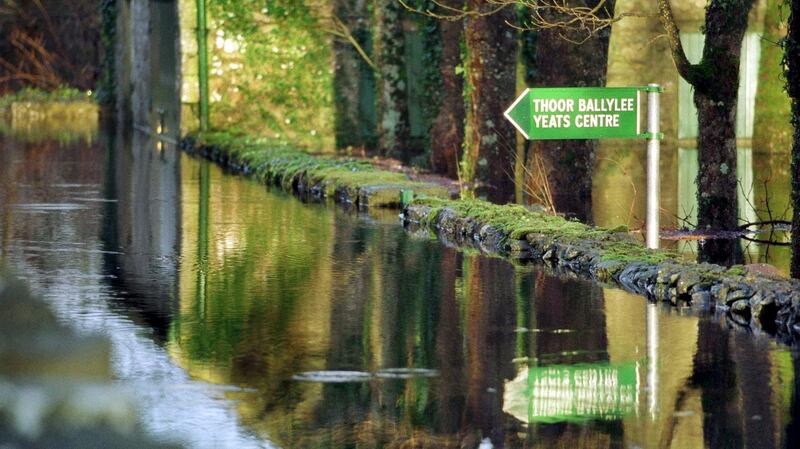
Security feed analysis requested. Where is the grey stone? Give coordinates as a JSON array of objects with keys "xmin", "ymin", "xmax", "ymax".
[{"xmin": 730, "ymin": 299, "xmax": 751, "ymax": 316}]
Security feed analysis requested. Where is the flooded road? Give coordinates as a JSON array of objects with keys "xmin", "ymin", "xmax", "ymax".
[{"xmin": 1, "ymin": 130, "xmax": 799, "ymax": 448}]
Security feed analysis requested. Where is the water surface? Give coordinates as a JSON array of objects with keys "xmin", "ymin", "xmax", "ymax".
[{"xmin": 1, "ymin": 130, "xmax": 798, "ymax": 448}]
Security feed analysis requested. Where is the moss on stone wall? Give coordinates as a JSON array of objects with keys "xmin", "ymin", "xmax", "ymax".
[
  {"xmin": 184, "ymin": 131, "xmax": 450, "ymax": 207},
  {"xmin": 408, "ymin": 195, "xmax": 673, "ymax": 264}
]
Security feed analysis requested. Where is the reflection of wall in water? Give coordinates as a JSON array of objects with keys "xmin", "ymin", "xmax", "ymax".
[{"xmin": 103, "ymin": 126, "xmax": 182, "ymax": 341}]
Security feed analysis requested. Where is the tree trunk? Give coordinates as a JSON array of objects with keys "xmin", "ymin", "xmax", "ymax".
[
  {"xmin": 527, "ymin": 0, "xmax": 615, "ymax": 221},
  {"xmin": 695, "ymin": 94, "xmax": 743, "ymax": 265},
  {"xmin": 375, "ymin": 0, "xmax": 411, "ymax": 159},
  {"xmin": 787, "ymin": 0, "xmax": 800, "ymax": 278},
  {"xmin": 464, "ymin": 1, "xmax": 517, "ymax": 203},
  {"xmin": 693, "ymin": 1, "xmax": 753, "ymax": 264},
  {"xmin": 659, "ymin": 0, "xmax": 754, "ymax": 236},
  {"xmin": 659, "ymin": 0, "xmax": 752, "ymax": 264},
  {"xmin": 332, "ymin": 0, "xmax": 376, "ymax": 150},
  {"xmin": 694, "ymin": 1, "xmax": 752, "ymax": 232},
  {"xmin": 429, "ymin": 0, "xmax": 465, "ymax": 179}
]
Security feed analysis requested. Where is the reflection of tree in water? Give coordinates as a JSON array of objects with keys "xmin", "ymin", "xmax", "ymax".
[
  {"xmin": 311, "ymin": 223, "xmax": 375, "ymax": 441},
  {"xmin": 786, "ymin": 350, "xmax": 800, "ymax": 447},
  {"xmin": 435, "ymin": 250, "xmax": 466, "ymax": 435},
  {"xmin": 303, "ymin": 225, "xmax": 452, "ymax": 446},
  {"xmin": 690, "ymin": 320, "xmax": 756, "ymax": 448},
  {"xmin": 690, "ymin": 320, "xmax": 744, "ymax": 448},
  {"xmin": 698, "ymin": 238, "xmax": 744, "ymax": 266},
  {"xmin": 462, "ymin": 257, "xmax": 518, "ymax": 446},
  {"xmin": 99, "ymin": 127, "xmax": 180, "ymax": 344}
]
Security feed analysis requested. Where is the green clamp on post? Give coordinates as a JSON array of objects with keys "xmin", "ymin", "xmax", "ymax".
[
  {"xmin": 639, "ymin": 132, "xmax": 664, "ymax": 140},
  {"xmin": 639, "ymin": 85, "xmax": 665, "ymax": 93},
  {"xmin": 400, "ymin": 189, "xmax": 414, "ymax": 208}
]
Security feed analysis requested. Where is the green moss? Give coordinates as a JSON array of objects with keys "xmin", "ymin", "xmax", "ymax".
[
  {"xmin": 0, "ymin": 87, "xmax": 93, "ymax": 110},
  {"xmin": 598, "ymin": 241, "xmax": 674, "ymax": 264},
  {"xmin": 411, "ymin": 196, "xmax": 608, "ymax": 240},
  {"xmin": 190, "ymin": 131, "xmax": 445, "ymax": 203},
  {"xmin": 410, "ymin": 196, "xmax": 677, "ymax": 265},
  {"xmin": 726, "ymin": 264, "xmax": 746, "ymax": 276}
]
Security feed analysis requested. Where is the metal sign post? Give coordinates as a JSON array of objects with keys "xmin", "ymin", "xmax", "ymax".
[
  {"xmin": 645, "ymin": 84, "xmax": 661, "ymax": 249},
  {"xmin": 504, "ymin": 85, "xmax": 663, "ymax": 248}
]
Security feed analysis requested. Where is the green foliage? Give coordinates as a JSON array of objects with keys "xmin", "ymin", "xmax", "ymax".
[
  {"xmin": 0, "ymin": 87, "xmax": 92, "ymax": 110},
  {"xmin": 205, "ymin": 0, "xmax": 333, "ymax": 148},
  {"xmin": 404, "ymin": 0, "xmax": 444, "ymax": 155},
  {"xmin": 753, "ymin": 0, "xmax": 792, "ymax": 151}
]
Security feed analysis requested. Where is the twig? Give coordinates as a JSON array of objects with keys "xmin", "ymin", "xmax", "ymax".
[{"xmin": 324, "ymin": 15, "xmax": 377, "ymax": 70}]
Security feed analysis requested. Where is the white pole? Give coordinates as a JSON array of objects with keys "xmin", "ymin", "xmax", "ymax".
[
  {"xmin": 646, "ymin": 84, "xmax": 661, "ymax": 249},
  {"xmin": 647, "ymin": 303, "xmax": 658, "ymax": 419}
]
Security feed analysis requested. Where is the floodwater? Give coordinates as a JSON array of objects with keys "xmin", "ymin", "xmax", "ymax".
[{"xmin": 1, "ymin": 128, "xmax": 799, "ymax": 449}]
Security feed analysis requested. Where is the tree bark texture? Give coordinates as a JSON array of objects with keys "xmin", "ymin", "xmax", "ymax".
[
  {"xmin": 528, "ymin": 0, "xmax": 615, "ymax": 221},
  {"xmin": 465, "ymin": 1, "xmax": 517, "ymax": 203},
  {"xmin": 690, "ymin": 322, "xmax": 744, "ymax": 448},
  {"xmin": 429, "ymin": 0, "xmax": 465, "ymax": 179},
  {"xmin": 695, "ymin": 1, "xmax": 753, "ymax": 232},
  {"xmin": 787, "ymin": 0, "xmax": 800, "ymax": 278},
  {"xmin": 376, "ymin": 0, "xmax": 411, "ymax": 158},
  {"xmin": 463, "ymin": 257, "xmax": 516, "ymax": 445},
  {"xmin": 333, "ymin": 0, "xmax": 376, "ymax": 150}
]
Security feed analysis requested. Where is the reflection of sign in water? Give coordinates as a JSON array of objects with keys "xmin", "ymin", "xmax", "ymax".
[{"xmin": 504, "ymin": 362, "xmax": 639, "ymax": 423}]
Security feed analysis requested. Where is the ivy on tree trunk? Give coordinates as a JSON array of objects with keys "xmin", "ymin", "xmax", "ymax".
[
  {"xmin": 429, "ymin": 0, "xmax": 465, "ymax": 179},
  {"xmin": 376, "ymin": 0, "xmax": 411, "ymax": 159},
  {"xmin": 787, "ymin": 0, "xmax": 800, "ymax": 278},
  {"xmin": 659, "ymin": 0, "xmax": 754, "ymax": 230},
  {"xmin": 659, "ymin": 0, "xmax": 753, "ymax": 264},
  {"xmin": 465, "ymin": 0, "xmax": 517, "ymax": 203},
  {"xmin": 332, "ymin": 0, "xmax": 376, "ymax": 150}
]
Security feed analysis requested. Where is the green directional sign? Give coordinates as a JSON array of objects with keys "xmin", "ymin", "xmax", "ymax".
[{"xmin": 504, "ymin": 87, "xmax": 643, "ymax": 140}]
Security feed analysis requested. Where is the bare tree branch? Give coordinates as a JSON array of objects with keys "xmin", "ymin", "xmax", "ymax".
[
  {"xmin": 322, "ymin": 15, "xmax": 377, "ymax": 70},
  {"xmin": 657, "ymin": 0, "xmax": 703, "ymax": 86},
  {"xmin": 401, "ymin": 0, "xmax": 653, "ymax": 39}
]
